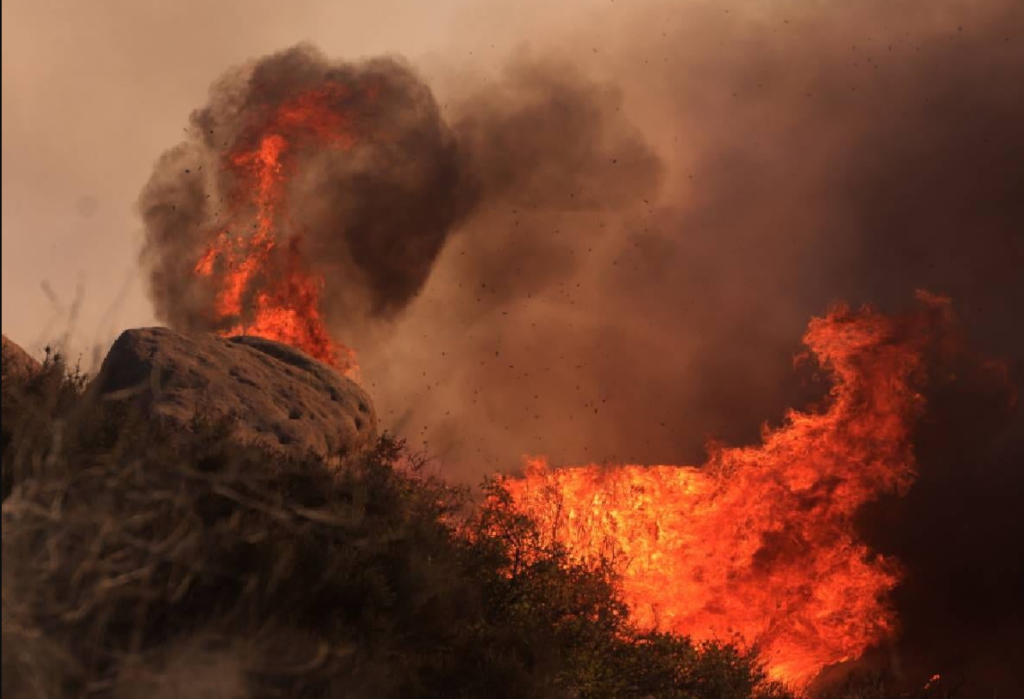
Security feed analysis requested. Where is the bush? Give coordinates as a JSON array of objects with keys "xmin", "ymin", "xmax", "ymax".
[{"xmin": 2, "ymin": 354, "xmax": 791, "ymax": 699}]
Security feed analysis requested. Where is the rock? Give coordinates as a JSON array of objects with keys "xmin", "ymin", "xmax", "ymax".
[
  {"xmin": 2, "ymin": 335, "xmax": 41, "ymax": 382},
  {"xmin": 92, "ymin": 327, "xmax": 376, "ymax": 462}
]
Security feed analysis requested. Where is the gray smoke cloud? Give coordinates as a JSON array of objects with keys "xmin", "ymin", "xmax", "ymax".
[
  {"xmin": 139, "ymin": 45, "xmax": 479, "ymax": 337},
  {"xmin": 139, "ymin": 44, "xmax": 661, "ymax": 349},
  {"xmin": 360, "ymin": 0, "xmax": 1023, "ymax": 477}
]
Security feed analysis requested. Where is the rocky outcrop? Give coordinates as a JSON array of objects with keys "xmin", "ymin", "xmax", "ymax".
[
  {"xmin": 1, "ymin": 335, "xmax": 41, "ymax": 382},
  {"xmin": 92, "ymin": 328, "xmax": 376, "ymax": 462}
]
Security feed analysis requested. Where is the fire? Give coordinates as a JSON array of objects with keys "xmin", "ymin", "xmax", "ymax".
[
  {"xmin": 502, "ymin": 294, "xmax": 951, "ymax": 687},
  {"xmin": 193, "ymin": 82, "xmax": 360, "ymax": 375}
]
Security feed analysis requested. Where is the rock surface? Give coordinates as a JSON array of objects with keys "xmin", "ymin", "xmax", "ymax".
[
  {"xmin": 93, "ymin": 327, "xmax": 376, "ymax": 461},
  {"xmin": 1, "ymin": 335, "xmax": 41, "ymax": 381}
]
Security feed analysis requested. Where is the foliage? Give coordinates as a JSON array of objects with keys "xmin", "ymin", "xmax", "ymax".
[{"xmin": 2, "ymin": 353, "xmax": 793, "ymax": 699}]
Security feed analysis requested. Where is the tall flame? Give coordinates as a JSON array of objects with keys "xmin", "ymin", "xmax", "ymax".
[
  {"xmin": 502, "ymin": 294, "xmax": 950, "ymax": 686},
  {"xmin": 193, "ymin": 83, "xmax": 359, "ymax": 375}
]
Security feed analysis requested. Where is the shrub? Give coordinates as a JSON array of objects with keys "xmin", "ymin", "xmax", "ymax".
[{"xmin": 2, "ymin": 355, "xmax": 790, "ymax": 699}]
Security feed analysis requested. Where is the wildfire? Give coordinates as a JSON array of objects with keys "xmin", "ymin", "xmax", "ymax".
[
  {"xmin": 502, "ymin": 293, "xmax": 951, "ymax": 687},
  {"xmin": 193, "ymin": 82, "xmax": 360, "ymax": 375}
]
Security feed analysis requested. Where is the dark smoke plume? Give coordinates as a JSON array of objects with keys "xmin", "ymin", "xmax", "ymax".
[
  {"xmin": 376, "ymin": 0, "xmax": 1024, "ymax": 480},
  {"xmin": 139, "ymin": 45, "xmax": 477, "ymax": 335},
  {"xmin": 139, "ymin": 45, "xmax": 661, "ymax": 345}
]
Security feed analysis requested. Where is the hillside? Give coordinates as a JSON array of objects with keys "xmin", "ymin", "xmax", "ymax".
[{"xmin": 1, "ymin": 334, "xmax": 970, "ymax": 699}]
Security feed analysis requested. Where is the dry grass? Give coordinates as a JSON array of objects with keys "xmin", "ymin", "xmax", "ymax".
[{"xmin": 2, "ymin": 343, "xmax": 961, "ymax": 699}]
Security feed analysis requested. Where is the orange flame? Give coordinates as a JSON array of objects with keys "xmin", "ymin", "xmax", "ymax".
[
  {"xmin": 502, "ymin": 294, "xmax": 951, "ymax": 687},
  {"xmin": 193, "ymin": 83, "xmax": 359, "ymax": 376}
]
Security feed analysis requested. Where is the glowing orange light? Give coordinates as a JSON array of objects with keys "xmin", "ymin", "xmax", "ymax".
[
  {"xmin": 503, "ymin": 294, "xmax": 950, "ymax": 686},
  {"xmin": 193, "ymin": 82, "xmax": 360, "ymax": 376}
]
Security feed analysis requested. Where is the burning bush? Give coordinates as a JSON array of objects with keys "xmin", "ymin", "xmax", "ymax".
[
  {"xmin": 2, "ymin": 352, "xmax": 791, "ymax": 699},
  {"xmin": 500, "ymin": 297, "xmax": 948, "ymax": 686}
]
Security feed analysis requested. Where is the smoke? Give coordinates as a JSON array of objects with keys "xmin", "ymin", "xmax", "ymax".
[
  {"xmin": 139, "ymin": 43, "xmax": 663, "ymax": 347},
  {"xmin": 360, "ymin": 0, "xmax": 1023, "ymax": 692},
  {"xmin": 138, "ymin": 0, "xmax": 1023, "ymax": 692},
  {"xmin": 139, "ymin": 44, "xmax": 477, "ymax": 336},
  {"xmin": 853, "ymin": 342, "xmax": 1022, "ymax": 695},
  {"xmin": 370, "ymin": 0, "xmax": 1024, "ymax": 479}
]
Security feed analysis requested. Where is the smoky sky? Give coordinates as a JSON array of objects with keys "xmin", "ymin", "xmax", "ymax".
[
  {"xmin": 136, "ymin": 0, "xmax": 1023, "ymax": 692},
  {"xmin": 366, "ymin": 0, "xmax": 1023, "ymax": 479},
  {"xmin": 360, "ymin": 1, "xmax": 1023, "ymax": 692}
]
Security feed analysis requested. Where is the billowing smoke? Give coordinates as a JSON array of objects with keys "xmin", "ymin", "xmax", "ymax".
[
  {"xmin": 139, "ymin": 45, "xmax": 478, "ymax": 340},
  {"xmin": 138, "ymin": 0, "xmax": 1023, "ymax": 692},
  {"xmin": 139, "ymin": 44, "xmax": 661, "ymax": 363},
  {"xmin": 360, "ymin": 0, "xmax": 1023, "ymax": 693},
  {"xmin": 373, "ymin": 0, "xmax": 1023, "ymax": 480}
]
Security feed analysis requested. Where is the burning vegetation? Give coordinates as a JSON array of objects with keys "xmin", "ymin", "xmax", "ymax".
[
  {"xmin": 1, "ymin": 348, "xmax": 794, "ymax": 699},
  {"xmin": 502, "ymin": 295, "xmax": 948, "ymax": 686},
  {"xmin": 2, "ymin": 299, "xmax": 1009, "ymax": 699},
  {"xmin": 112, "ymin": 1, "xmax": 1024, "ymax": 693}
]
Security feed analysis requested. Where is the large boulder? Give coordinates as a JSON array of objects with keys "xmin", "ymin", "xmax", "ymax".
[
  {"xmin": 1, "ymin": 335, "xmax": 41, "ymax": 382},
  {"xmin": 92, "ymin": 328, "xmax": 376, "ymax": 462}
]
